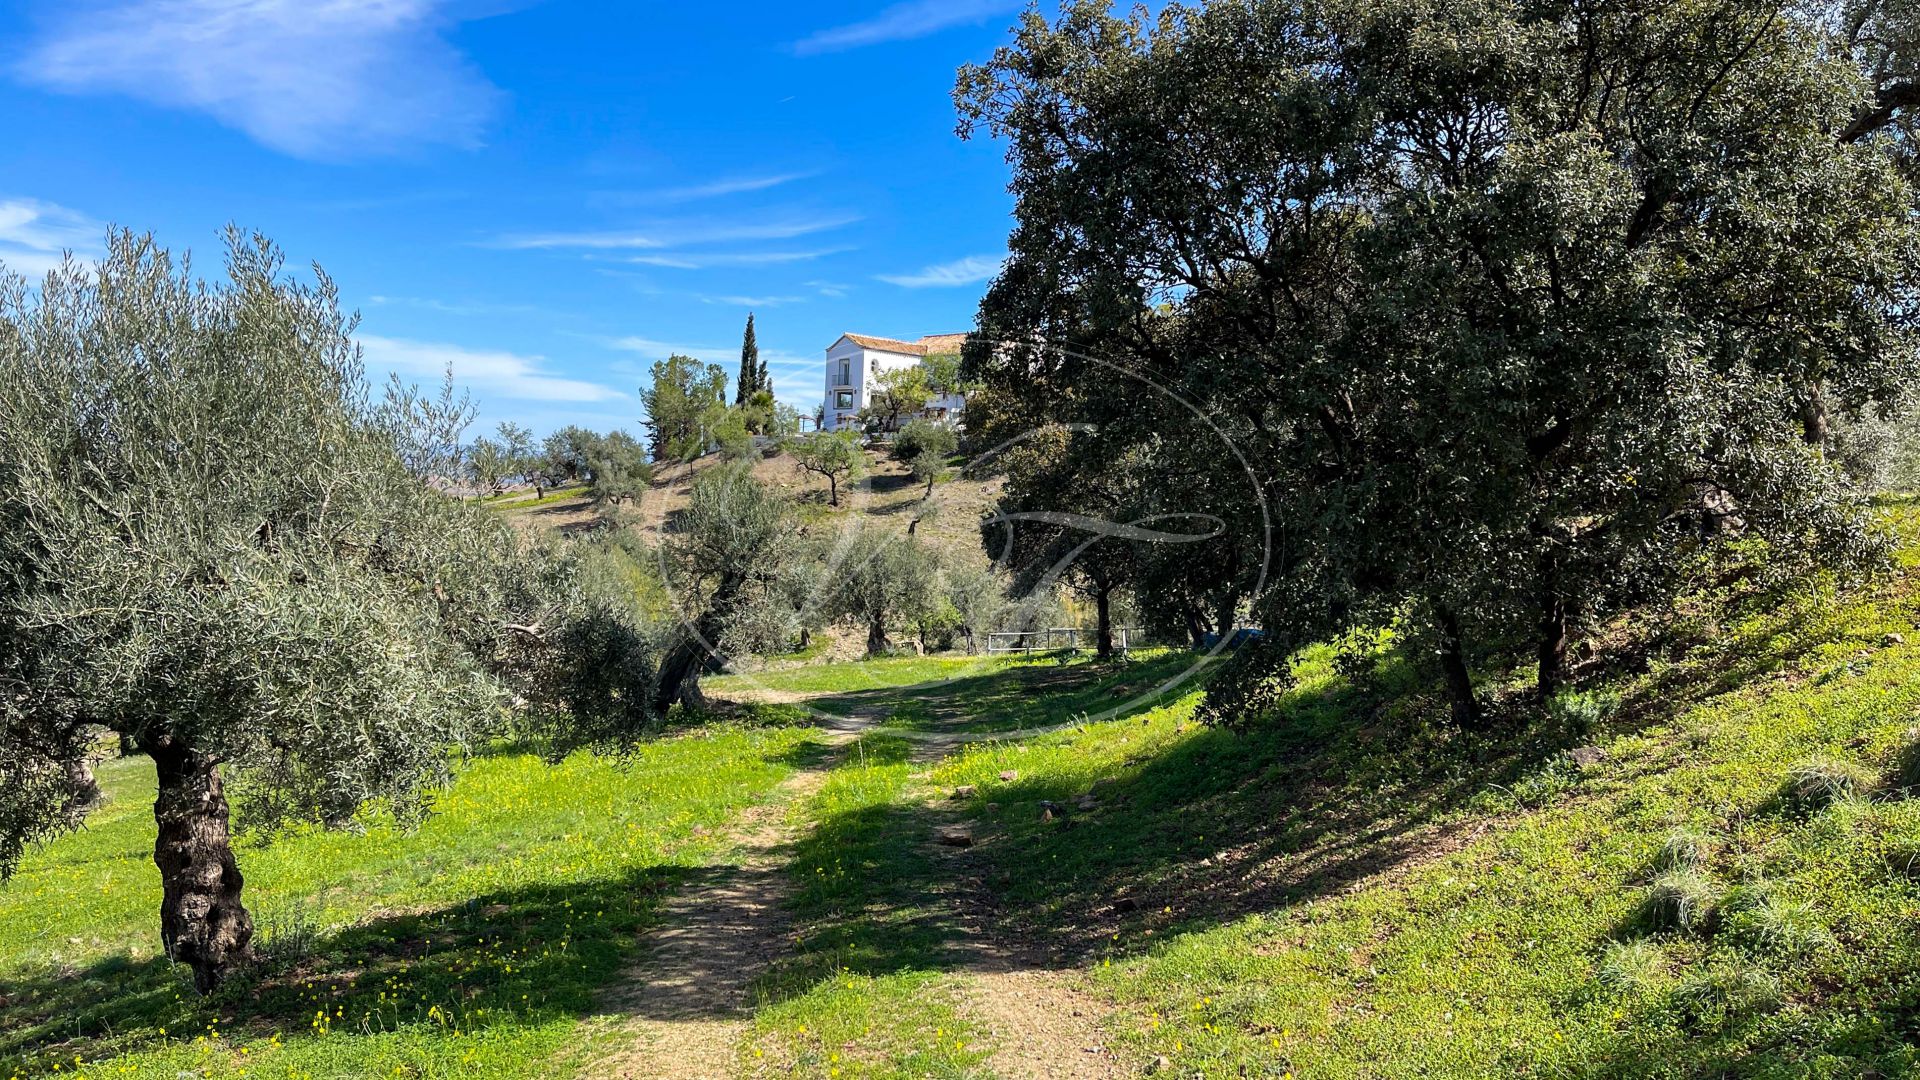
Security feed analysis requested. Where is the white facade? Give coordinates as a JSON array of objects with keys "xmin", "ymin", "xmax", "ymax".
[{"xmin": 822, "ymin": 333, "xmax": 967, "ymax": 432}]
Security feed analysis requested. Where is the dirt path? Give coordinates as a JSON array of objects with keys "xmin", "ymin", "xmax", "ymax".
[
  {"xmin": 926, "ymin": 796, "xmax": 1134, "ymax": 1080},
  {"xmin": 582, "ymin": 687, "xmax": 1135, "ymax": 1080},
  {"xmin": 966, "ymin": 968, "xmax": 1129, "ymax": 1080},
  {"xmin": 579, "ymin": 732, "xmax": 857, "ymax": 1080}
]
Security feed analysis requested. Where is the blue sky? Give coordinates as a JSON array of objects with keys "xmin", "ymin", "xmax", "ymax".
[{"xmin": 0, "ymin": 0, "xmax": 1038, "ymax": 436}]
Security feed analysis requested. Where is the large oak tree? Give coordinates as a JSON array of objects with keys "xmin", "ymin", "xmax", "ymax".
[{"xmin": 960, "ymin": 0, "xmax": 1920, "ymax": 723}]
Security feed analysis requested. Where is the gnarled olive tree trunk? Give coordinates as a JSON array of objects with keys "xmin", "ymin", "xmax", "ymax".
[{"xmin": 142, "ymin": 733, "xmax": 253, "ymax": 994}]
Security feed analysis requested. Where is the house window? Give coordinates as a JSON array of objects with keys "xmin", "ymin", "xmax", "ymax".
[
  {"xmin": 835, "ymin": 390, "xmax": 854, "ymax": 409},
  {"xmin": 836, "ymin": 358, "xmax": 852, "ymax": 385}
]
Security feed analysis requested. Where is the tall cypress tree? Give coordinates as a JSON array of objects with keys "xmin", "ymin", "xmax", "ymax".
[{"xmin": 735, "ymin": 312, "xmax": 761, "ymax": 403}]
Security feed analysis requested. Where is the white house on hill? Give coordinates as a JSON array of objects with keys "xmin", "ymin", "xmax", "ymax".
[{"xmin": 822, "ymin": 332, "xmax": 969, "ymax": 433}]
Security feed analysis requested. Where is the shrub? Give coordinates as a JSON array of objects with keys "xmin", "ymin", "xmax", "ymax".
[
  {"xmin": 1594, "ymin": 939, "xmax": 1667, "ymax": 995},
  {"xmin": 1549, "ymin": 688, "xmax": 1620, "ymax": 736},
  {"xmin": 1643, "ymin": 869, "xmax": 1718, "ymax": 932},
  {"xmin": 1782, "ymin": 758, "xmax": 1877, "ymax": 811},
  {"xmin": 894, "ymin": 418, "xmax": 959, "ymax": 463}
]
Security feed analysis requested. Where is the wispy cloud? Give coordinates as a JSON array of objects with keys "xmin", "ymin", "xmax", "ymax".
[
  {"xmin": 876, "ymin": 254, "xmax": 1004, "ymax": 288},
  {"xmin": 649, "ymin": 172, "xmax": 817, "ymax": 203},
  {"xmin": 794, "ymin": 0, "xmax": 1019, "ymax": 55},
  {"xmin": 621, "ymin": 248, "xmax": 850, "ymax": 270},
  {"xmin": 14, "ymin": 0, "xmax": 500, "ymax": 160},
  {"xmin": 366, "ymin": 295, "xmax": 552, "ymax": 318},
  {"xmin": 491, "ymin": 215, "xmax": 861, "ymax": 251},
  {"xmin": 698, "ymin": 294, "xmax": 806, "ymax": 308},
  {"xmin": 0, "ymin": 197, "xmax": 102, "ymax": 278},
  {"xmin": 359, "ymin": 334, "xmax": 625, "ymax": 404}
]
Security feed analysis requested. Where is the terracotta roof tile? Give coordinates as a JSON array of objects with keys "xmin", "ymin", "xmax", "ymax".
[
  {"xmin": 916, "ymin": 333, "xmax": 969, "ymax": 353},
  {"xmin": 843, "ymin": 333, "xmax": 928, "ymax": 356}
]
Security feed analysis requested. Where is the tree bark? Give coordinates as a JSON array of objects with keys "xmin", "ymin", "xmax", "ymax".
[
  {"xmin": 1799, "ymin": 384, "xmax": 1829, "ymax": 448},
  {"xmin": 866, "ymin": 616, "xmax": 888, "ymax": 657},
  {"xmin": 143, "ymin": 734, "xmax": 253, "ymax": 995},
  {"xmin": 1094, "ymin": 586, "xmax": 1114, "ymax": 661},
  {"xmin": 1184, "ymin": 606, "xmax": 1207, "ymax": 650},
  {"xmin": 1537, "ymin": 594, "xmax": 1569, "ymax": 703},
  {"xmin": 1434, "ymin": 606, "xmax": 1483, "ymax": 728},
  {"xmin": 654, "ymin": 632, "xmax": 714, "ymax": 714},
  {"xmin": 827, "ymin": 474, "xmax": 840, "ymax": 508},
  {"xmin": 1214, "ymin": 592, "xmax": 1238, "ymax": 640},
  {"xmin": 62, "ymin": 754, "xmax": 102, "ymax": 825}
]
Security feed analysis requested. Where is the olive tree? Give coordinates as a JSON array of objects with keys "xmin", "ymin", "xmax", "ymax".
[
  {"xmin": 786, "ymin": 429, "xmax": 862, "ymax": 507},
  {"xmin": 656, "ymin": 462, "xmax": 797, "ymax": 709},
  {"xmin": 823, "ymin": 526, "xmax": 939, "ymax": 656},
  {"xmin": 0, "ymin": 231, "xmax": 649, "ymax": 993},
  {"xmin": 895, "ymin": 419, "xmax": 959, "ymax": 496}
]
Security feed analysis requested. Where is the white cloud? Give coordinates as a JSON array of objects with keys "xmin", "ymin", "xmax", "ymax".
[
  {"xmin": 15, "ymin": 0, "xmax": 500, "ymax": 160},
  {"xmin": 794, "ymin": 0, "xmax": 1018, "ymax": 55},
  {"xmin": 360, "ymin": 334, "xmax": 625, "ymax": 404},
  {"xmin": 365, "ymin": 294, "xmax": 551, "ymax": 318},
  {"xmin": 493, "ymin": 215, "xmax": 861, "ymax": 251},
  {"xmin": 651, "ymin": 172, "xmax": 817, "ymax": 203},
  {"xmin": 699, "ymin": 294, "xmax": 806, "ymax": 308},
  {"xmin": 622, "ymin": 248, "xmax": 849, "ymax": 270},
  {"xmin": 876, "ymin": 254, "xmax": 1003, "ymax": 288},
  {"xmin": 0, "ymin": 197, "xmax": 102, "ymax": 278}
]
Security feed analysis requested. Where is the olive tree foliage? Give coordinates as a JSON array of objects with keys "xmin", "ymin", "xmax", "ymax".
[
  {"xmin": 859, "ymin": 364, "xmax": 936, "ymax": 434},
  {"xmin": 381, "ymin": 365, "xmax": 477, "ymax": 482},
  {"xmin": 786, "ymin": 429, "xmax": 862, "ymax": 507},
  {"xmin": 589, "ymin": 431, "xmax": 654, "ymax": 506},
  {"xmin": 959, "ymin": 0, "xmax": 1920, "ymax": 725},
  {"xmin": 0, "ymin": 231, "xmax": 657, "ymax": 994},
  {"xmin": 467, "ymin": 436, "xmax": 512, "ymax": 494},
  {"xmin": 822, "ymin": 526, "xmax": 939, "ymax": 656},
  {"xmin": 656, "ymin": 462, "xmax": 799, "ymax": 709},
  {"xmin": 895, "ymin": 419, "xmax": 959, "ymax": 496}
]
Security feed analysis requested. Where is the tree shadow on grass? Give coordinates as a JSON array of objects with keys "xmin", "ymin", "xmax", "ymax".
[
  {"xmin": 733, "ymin": 653, "xmax": 1609, "ymax": 1025},
  {"xmin": 801, "ymin": 650, "xmax": 1207, "ymax": 736},
  {"xmin": 0, "ymin": 863, "xmax": 715, "ymax": 1075},
  {"xmin": 945, "ymin": 671, "xmax": 1604, "ymax": 958}
]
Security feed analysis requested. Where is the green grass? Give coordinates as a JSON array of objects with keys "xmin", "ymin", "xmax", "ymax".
[
  {"xmin": 1053, "ymin": 567, "xmax": 1920, "ymax": 1077},
  {"xmin": 711, "ymin": 649, "xmax": 1207, "ymax": 735},
  {"xmin": 740, "ymin": 735, "xmax": 990, "ymax": 1079},
  {"xmin": 2, "ymin": 724, "xmax": 817, "ymax": 1079},
  {"xmin": 704, "ymin": 523, "xmax": 1920, "ymax": 1077},
  {"xmin": 479, "ymin": 484, "xmax": 592, "ymax": 512},
  {"xmin": 14, "ymin": 521, "xmax": 1920, "ymax": 1078}
]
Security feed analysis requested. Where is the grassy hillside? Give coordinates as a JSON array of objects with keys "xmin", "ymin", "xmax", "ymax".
[
  {"xmin": 7, "ymin": 512, "xmax": 1920, "ymax": 1078},
  {"xmin": 488, "ymin": 446, "xmax": 1004, "ymax": 561}
]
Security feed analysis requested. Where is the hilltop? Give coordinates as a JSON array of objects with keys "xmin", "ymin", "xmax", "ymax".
[{"xmin": 490, "ymin": 444, "xmax": 1007, "ymax": 559}]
